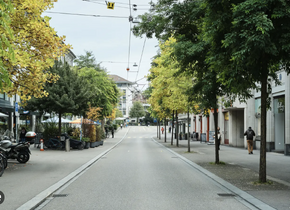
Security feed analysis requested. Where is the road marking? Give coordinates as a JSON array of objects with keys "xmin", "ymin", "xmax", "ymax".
[{"xmin": 18, "ymin": 128, "xmax": 131, "ymax": 210}]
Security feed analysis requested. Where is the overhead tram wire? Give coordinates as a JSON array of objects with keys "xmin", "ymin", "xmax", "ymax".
[
  {"xmin": 127, "ymin": 0, "xmax": 132, "ymax": 80},
  {"xmin": 135, "ymin": 37, "xmax": 147, "ymax": 82},
  {"xmin": 83, "ymin": 0, "xmax": 151, "ymax": 10},
  {"xmin": 83, "ymin": 0, "xmax": 150, "ymax": 7},
  {"xmin": 44, "ymin": 11, "xmax": 127, "ymax": 19}
]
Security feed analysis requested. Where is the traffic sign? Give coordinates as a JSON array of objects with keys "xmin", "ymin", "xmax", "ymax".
[
  {"xmin": 107, "ymin": 2, "xmax": 115, "ymax": 9},
  {"xmin": 15, "ymin": 102, "xmax": 18, "ymax": 112}
]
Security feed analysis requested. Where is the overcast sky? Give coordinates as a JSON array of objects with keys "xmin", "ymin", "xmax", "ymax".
[{"xmin": 45, "ymin": 0, "xmax": 159, "ymax": 90}]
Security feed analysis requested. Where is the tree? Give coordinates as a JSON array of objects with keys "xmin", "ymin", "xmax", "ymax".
[
  {"xmin": 74, "ymin": 51, "xmax": 102, "ymax": 71},
  {"xmin": 129, "ymin": 101, "xmax": 145, "ymax": 123},
  {"xmin": 202, "ymin": 0, "xmax": 290, "ymax": 182},
  {"xmin": 1, "ymin": 0, "xmax": 70, "ymax": 102},
  {"xmin": 75, "ymin": 51, "xmax": 120, "ymax": 130},
  {"xmin": 0, "ymin": 0, "xmax": 15, "ymax": 90},
  {"xmin": 133, "ymin": 0, "xmax": 231, "ymax": 162},
  {"xmin": 25, "ymin": 60, "xmax": 90, "ymax": 135}
]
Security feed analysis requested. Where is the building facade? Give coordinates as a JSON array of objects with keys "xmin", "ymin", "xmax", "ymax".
[
  {"xmin": 188, "ymin": 70, "xmax": 290, "ymax": 155},
  {"xmin": 108, "ymin": 75, "xmax": 134, "ymax": 119}
]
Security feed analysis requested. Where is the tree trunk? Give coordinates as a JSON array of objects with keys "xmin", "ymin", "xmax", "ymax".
[
  {"xmin": 158, "ymin": 120, "xmax": 161, "ymax": 140},
  {"xmin": 187, "ymin": 108, "xmax": 190, "ymax": 152},
  {"xmin": 164, "ymin": 119, "xmax": 167, "ymax": 143},
  {"xmin": 214, "ymin": 106, "xmax": 219, "ymax": 164},
  {"xmin": 157, "ymin": 121, "xmax": 158, "ymax": 138},
  {"xmin": 171, "ymin": 110, "xmax": 174, "ymax": 145},
  {"xmin": 176, "ymin": 111, "xmax": 179, "ymax": 147},
  {"xmin": 58, "ymin": 112, "xmax": 62, "ymax": 137},
  {"xmin": 259, "ymin": 69, "xmax": 268, "ymax": 183}
]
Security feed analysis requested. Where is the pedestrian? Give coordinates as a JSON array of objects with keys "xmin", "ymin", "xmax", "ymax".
[
  {"xmin": 161, "ymin": 127, "xmax": 164, "ymax": 134},
  {"xmin": 105, "ymin": 127, "xmax": 109, "ymax": 138},
  {"xmin": 244, "ymin": 126, "xmax": 255, "ymax": 154},
  {"xmin": 121, "ymin": 123, "xmax": 123, "ymax": 129},
  {"xmin": 169, "ymin": 126, "xmax": 171, "ymax": 133},
  {"xmin": 20, "ymin": 127, "xmax": 27, "ymax": 143},
  {"xmin": 111, "ymin": 128, "xmax": 114, "ymax": 138}
]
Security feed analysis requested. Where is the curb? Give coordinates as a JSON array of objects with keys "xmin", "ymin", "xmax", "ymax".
[{"xmin": 152, "ymin": 137, "xmax": 276, "ymax": 210}]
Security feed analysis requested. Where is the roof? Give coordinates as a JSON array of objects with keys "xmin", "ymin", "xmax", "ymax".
[{"xmin": 108, "ymin": 75, "xmax": 134, "ymax": 85}]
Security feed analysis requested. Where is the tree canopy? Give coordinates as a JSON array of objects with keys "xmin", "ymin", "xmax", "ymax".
[
  {"xmin": 1, "ymin": 0, "xmax": 70, "ymax": 102},
  {"xmin": 25, "ymin": 60, "xmax": 90, "ymax": 135},
  {"xmin": 129, "ymin": 101, "xmax": 145, "ymax": 123}
]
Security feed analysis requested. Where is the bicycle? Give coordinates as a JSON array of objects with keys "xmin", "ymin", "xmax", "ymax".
[{"xmin": 44, "ymin": 137, "xmax": 63, "ymax": 149}]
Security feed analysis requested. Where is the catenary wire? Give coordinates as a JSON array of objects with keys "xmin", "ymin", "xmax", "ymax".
[
  {"xmin": 44, "ymin": 11, "xmax": 128, "ymax": 18},
  {"xmin": 135, "ymin": 37, "xmax": 147, "ymax": 82}
]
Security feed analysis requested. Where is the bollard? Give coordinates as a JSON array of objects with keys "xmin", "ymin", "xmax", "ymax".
[
  {"xmin": 65, "ymin": 138, "xmax": 70, "ymax": 152},
  {"xmin": 40, "ymin": 139, "xmax": 44, "ymax": 151}
]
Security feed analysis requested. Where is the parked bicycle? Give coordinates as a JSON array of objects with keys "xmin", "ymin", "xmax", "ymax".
[{"xmin": 44, "ymin": 137, "xmax": 63, "ymax": 149}]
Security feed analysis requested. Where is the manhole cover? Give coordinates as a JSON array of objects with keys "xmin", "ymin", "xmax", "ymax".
[
  {"xmin": 52, "ymin": 194, "xmax": 68, "ymax": 197},
  {"xmin": 217, "ymin": 193, "xmax": 236, "ymax": 197}
]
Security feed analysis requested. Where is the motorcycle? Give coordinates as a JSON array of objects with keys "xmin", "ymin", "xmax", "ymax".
[
  {"xmin": 0, "ymin": 139, "xmax": 31, "ymax": 164},
  {"xmin": 0, "ymin": 152, "xmax": 6, "ymax": 177}
]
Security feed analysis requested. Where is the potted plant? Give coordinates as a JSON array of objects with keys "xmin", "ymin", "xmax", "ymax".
[{"xmin": 82, "ymin": 137, "xmax": 90, "ymax": 149}]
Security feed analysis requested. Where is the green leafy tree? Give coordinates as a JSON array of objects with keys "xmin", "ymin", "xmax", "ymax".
[
  {"xmin": 201, "ymin": 0, "xmax": 290, "ymax": 182},
  {"xmin": 25, "ymin": 60, "xmax": 90, "ymax": 135},
  {"xmin": 74, "ymin": 51, "xmax": 103, "ymax": 71},
  {"xmin": 75, "ymin": 52, "xmax": 119, "ymax": 131},
  {"xmin": 133, "ymin": 0, "xmax": 233, "ymax": 162},
  {"xmin": 129, "ymin": 101, "xmax": 145, "ymax": 123}
]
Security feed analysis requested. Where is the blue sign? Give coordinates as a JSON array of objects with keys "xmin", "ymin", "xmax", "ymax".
[
  {"xmin": 15, "ymin": 102, "xmax": 18, "ymax": 112},
  {"xmin": 153, "ymin": 118, "xmax": 157, "ymax": 123}
]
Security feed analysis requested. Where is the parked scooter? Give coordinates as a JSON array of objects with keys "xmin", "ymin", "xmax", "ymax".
[
  {"xmin": 0, "ymin": 150, "xmax": 8, "ymax": 169},
  {"xmin": 0, "ymin": 139, "xmax": 31, "ymax": 164},
  {"xmin": 0, "ymin": 152, "xmax": 6, "ymax": 177}
]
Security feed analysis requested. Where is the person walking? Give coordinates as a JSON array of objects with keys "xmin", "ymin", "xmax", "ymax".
[
  {"xmin": 169, "ymin": 126, "xmax": 171, "ymax": 133},
  {"xmin": 120, "ymin": 123, "xmax": 123, "ymax": 129},
  {"xmin": 161, "ymin": 127, "xmax": 164, "ymax": 134},
  {"xmin": 111, "ymin": 128, "xmax": 114, "ymax": 138},
  {"xmin": 105, "ymin": 127, "xmax": 109, "ymax": 138},
  {"xmin": 244, "ymin": 126, "xmax": 255, "ymax": 154},
  {"xmin": 20, "ymin": 127, "xmax": 27, "ymax": 143}
]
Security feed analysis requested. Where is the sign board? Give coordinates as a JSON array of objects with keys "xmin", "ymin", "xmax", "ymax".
[
  {"xmin": 15, "ymin": 102, "xmax": 19, "ymax": 116},
  {"xmin": 201, "ymin": 133, "xmax": 206, "ymax": 143},
  {"xmin": 107, "ymin": 2, "xmax": 115, "ymax": 9}
]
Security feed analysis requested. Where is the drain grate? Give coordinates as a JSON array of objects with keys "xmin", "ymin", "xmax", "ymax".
[
  {"xmin": 52, "ymin": 194, "xmax": 68, "ymax": 197},
  {"xmin": 217, "ymin": 193, "xmax": 236, "ymax": 197}
]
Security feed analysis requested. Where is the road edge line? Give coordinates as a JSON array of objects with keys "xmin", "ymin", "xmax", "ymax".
[{"xmin": 17, "ymin": 128, "xmax": 130, "ymax": 210}]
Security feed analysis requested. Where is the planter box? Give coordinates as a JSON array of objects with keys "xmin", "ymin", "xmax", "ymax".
[{"xmin": 84, "ymin": 142, "xmax": 90, "ymax": 149}]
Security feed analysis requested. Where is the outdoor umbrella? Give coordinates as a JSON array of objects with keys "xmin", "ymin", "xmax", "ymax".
[
  {"xmin": 41, "ymin": 116, "xmax": 72, "ymax": 123},
  {"xmin": 69, "ymin": 118, "xmax": 95, "ymax": 124},
  {"xmin": 0, "ymin": 113, "xmax": 9, "ymax": 118}
]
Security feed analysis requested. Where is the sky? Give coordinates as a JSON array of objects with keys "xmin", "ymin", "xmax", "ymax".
[{"xmin": 45, "ymin": 0, "xmax": 159, "ymax": 91}]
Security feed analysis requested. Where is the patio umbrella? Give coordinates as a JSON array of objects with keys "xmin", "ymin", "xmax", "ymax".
[
  {"xmin": 0, "ymin": 112, "xmax": 8, "ymax": 118},
  {"xmin": 69, "ymin": 118, "xmax": 95, "ymax": 124},
  {"xmin": 41, "ymin": 116, "xmax": 72, "ymax": 123}
]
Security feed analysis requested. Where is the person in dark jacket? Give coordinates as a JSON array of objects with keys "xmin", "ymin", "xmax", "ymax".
[
  {"xmin": 20, "ymin": 127, "xmax": 27, "ymax": 143},
  {"xmin": 111, "ymin": 128, "xmax": 114, "ymax": 138},
  {"xmin": 244, "ymin": 127, "xmax": 255, "ymax": 154}
]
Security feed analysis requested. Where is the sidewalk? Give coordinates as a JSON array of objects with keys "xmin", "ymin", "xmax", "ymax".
[
  {"xmin": 154, "ymin": 135, "xmax": 290, "ymax": 210},
  {"xmin": 1, "ymin": 128, "xmax": 128, "ymax": 210}
]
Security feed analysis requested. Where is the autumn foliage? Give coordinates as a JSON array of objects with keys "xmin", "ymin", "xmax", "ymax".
[{"xmin": 0, "ymin": 0, "xmax": 71, "ymax": 102}]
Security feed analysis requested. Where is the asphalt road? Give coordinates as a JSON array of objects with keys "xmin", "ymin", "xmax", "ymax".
[{"xmin": 35, "ymin": 126, "xmax": 251, "ymax": 210}]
